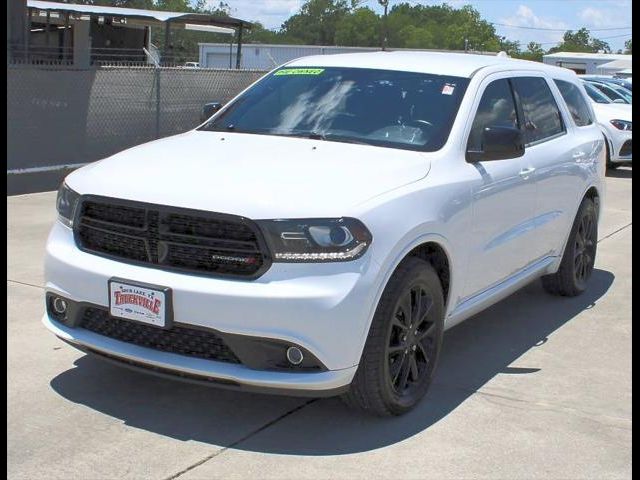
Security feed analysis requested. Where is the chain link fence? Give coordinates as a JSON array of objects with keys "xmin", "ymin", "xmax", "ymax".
[{"xmin": 8, "ymin": 64, "xmax": 267, "ymax": 193}]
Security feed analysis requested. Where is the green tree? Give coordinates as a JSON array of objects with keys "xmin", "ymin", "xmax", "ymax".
[
  {"xmin": 335, "ymin": 7, "xmax": 380, "ymax": 46},
  {"xmin": 245, "ymin": 22, "xmax": 285, "ymax": 44},
  {"xmin": 515, "ymin": 41, "xmax": 545, "ymax": 62},
  {"xmin": 624, "ymin": 38, "xmax": 632, "ymax": 54},
  {"xmin": 498, "ymin": 36, "xmax": 520, "ymax": 56},
  {"xmin": 280, "ymin": 0, "xmax": 356, "ymax": 45},
  {"xmin": 548, "ymin": 28, "xmax": 611, "ymax": 54},
  {"xmin": 397, "ymin": 24, "xmax": 434, "ymax": 49},
  {"xmin": 385, "ymin": 3, "xmax": 499, "ymax": 51}
]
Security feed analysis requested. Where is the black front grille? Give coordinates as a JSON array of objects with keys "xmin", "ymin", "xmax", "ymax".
[
  {"xmin": 74, "ymin": 197, "xmax": 270, "ymax": 278},
  {"xmin": 619, "ymin": 140, "xmax": 632, "ymax": 157},
  {"xmin": 80, "ymin": 307, "xmax": 241, "ymax": 364}
]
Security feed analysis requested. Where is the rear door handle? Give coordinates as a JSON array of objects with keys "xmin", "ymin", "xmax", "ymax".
[{"xmin": 519, "ymin": 167, "xmax": 536, "ymax": 177}]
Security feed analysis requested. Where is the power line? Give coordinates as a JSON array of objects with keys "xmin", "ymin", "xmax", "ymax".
[
  {"xmin": 361, "ymin": 0, "xmax": 632, "ymax": 32},
  {"xmin": 536, "ymin": 33, "xmax": 632, "ymax": 46},
  {"xmin": 491, "ymin": 23, "xmax": 632, "ymax": 32}
]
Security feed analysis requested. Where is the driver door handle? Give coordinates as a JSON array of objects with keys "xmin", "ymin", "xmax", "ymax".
[{"xmin": 519, "ymin": 167, "xmax": 536, "ymax": 178}]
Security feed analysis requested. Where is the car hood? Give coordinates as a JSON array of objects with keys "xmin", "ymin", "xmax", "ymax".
[
  {"xmin": 591, "ymin": 102, "xmax": 632, "ymax": 121},
  {"xmin": 67, "ymin": 131, "xmax": 432, "ymax": 218}
]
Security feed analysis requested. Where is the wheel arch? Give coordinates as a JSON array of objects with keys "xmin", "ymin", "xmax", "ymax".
[
  {"xmin": 584, "ymin": 184, "xmax": 601, "ymax": 219},
  {"xmin": 548, "ymin": 183, "xmax": 602, "ymax": 275},
  {"xmin": 370, "ymin": 234, "xmax": 455, "ymax": 326}
]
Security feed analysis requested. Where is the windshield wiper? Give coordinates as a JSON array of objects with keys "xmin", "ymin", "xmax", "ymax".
[
  {"xmin": 203, "ymin": 128, "xmax": 372, "ymax": 146},
  {"xmin": 283, "ymin": 131, "xmax": 371, "ymax": 146}
]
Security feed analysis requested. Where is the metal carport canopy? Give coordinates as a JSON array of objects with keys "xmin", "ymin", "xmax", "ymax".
[
  {"xmin": 597, "ymin": 59, "xmax": 633, "ymax": 71},
  {"xmin": 26, "ymin": 0, "xmax": 252, "ymax": 67}
]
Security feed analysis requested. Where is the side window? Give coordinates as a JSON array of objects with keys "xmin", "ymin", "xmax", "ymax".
[
  {"xmin": 511, "ymin": 77, "xmax": 565, "ymax": 145},
  {"xmin": 553, "ymin": 79, "xmax": 593, "ymax": 127},
  {"xmin": 467, "ymin": 79, "xmax": 518, "ymax": 151}
]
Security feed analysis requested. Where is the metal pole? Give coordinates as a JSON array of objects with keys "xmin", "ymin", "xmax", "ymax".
[
  {"xmin": 378, "ymin": 0, "xmax": 389, "ymax": 51},
  {"xmin": 26, "ymin": 7, "xmax": 32, "ymax": 61},
  {"xmin": 163, "ymin": 20, "xmax": 170, "ymax": 65},
  {"xmin": 63, "ymin": 12, "xmax": 69, "ymax": 61},
  {"xmin": 235, "ymin": 25, "xmax": 242, "ymax": 69},
  {"xmin": 45, "ymin": 10, "xmax": 50, "ymax": 53},
  {"xmin": 155, "ymin": 66, "xmax": 160, "ymax": 138}
]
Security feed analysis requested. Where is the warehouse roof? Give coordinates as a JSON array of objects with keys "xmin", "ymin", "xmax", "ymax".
[
  {"xmin": 543, "ymin": 52, "xmax": 631, "ymax": 61},
  {"xmin": 26, "ymin": 0, "xmax": 251, "ymax": 31}
]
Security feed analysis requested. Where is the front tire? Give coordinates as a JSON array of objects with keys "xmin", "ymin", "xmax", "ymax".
[
  {"xmin": 343, "ymin": 257, "xmax": 444, "ymax": 416},
  {"xmin": 542, "ymin": 197, "xmax": 598, "ymax": 296},
  {"xmin": 604, "ymin": 136, "xmax": 618, "ymax": 170}
]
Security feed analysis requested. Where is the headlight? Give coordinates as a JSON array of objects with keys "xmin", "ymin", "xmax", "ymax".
[
  {"xmin": 257, "ymin": 218, "xmax": 372, "ymax": 262},
  {"xmin": 610, "ymin": 119, "xmax": 632, "ymax": 131},
  {"xmin": 56, "ymin": 182, "xmax": 81, "ymax": 227}
]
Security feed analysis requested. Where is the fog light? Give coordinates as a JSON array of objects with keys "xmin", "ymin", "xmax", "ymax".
[
  {"xmin": 286, "ymin": 346, "xmax": 304, "ymax": 365},
  {"xmin": 52, "ymin": 297, "xmax": 68, "ymax": 315}
]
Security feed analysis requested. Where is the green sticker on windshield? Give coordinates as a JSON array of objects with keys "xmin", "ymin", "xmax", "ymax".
[{"xmin": 274, "ymin": 68, "xmax": 325, "ymax": 76}]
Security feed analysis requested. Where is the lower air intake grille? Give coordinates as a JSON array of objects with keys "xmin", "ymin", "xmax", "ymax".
[
  {"xmin": 619, "ymin": 140, "xmax": 632, "ymax": 157},
  {"xmin": 79, "ymin": 307, "xmax": 240, "ymax": 364}
]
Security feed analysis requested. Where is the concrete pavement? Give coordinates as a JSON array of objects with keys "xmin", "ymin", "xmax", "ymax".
[{"xmin": 7, "ymin": 168, "xmax": 631, "ymax": 479}]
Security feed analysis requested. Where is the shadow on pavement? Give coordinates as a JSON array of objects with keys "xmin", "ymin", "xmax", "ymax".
[{"xmin": 50, "ymin": 269, "xmax": 614, "ymax": 455}]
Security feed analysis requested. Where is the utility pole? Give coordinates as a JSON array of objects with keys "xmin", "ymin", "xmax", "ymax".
[{"xmin": 378, "ymin": 0, "xmax": 389, "ymax": 51}]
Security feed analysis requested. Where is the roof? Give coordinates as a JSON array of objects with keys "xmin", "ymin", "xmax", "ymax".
[
  {"xmin": 597, "ymin": 59, "xmax": 632, "ymax": 70},
  {"xmin": 543, "ymin": 52, "xmax": 631, "ymax": 61},
  {"xmin": 26, "ymin": 0, "xmax": 251, "ymax": 29},
  {"xmin": 197, "ymin": 42, "xmax": 494, "ymax": 54},
  {"xmin": 286, "ymin": 51, "xmax": 563, "ymax": 78}
]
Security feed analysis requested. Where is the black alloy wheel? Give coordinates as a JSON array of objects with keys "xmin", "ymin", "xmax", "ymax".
[
  {"xmin": 542, "ymin": 197, "xmax": 598, "ymax": 296},
  {"xmin": 386, "ymin": 284, "xmax": 438, "ymax": 397},
  {"xmin": 343, "ymin": 257, "xmax": 444, "ymax": 416},
  {"xmin": 573, "ymin": 209, "xmax": 597, "ymax": 290}
]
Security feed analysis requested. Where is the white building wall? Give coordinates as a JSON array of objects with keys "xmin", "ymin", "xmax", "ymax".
[
  {"xmin": 542, "ymin": 54, "xmax": 632, "ymax": 74},
  {"xmin": 199, "ymin": 43, "xmax": 494, "ymax": 70},
  {"xmin": 199, "ymin": 44, "xmax": 377, "ymax": 69}
]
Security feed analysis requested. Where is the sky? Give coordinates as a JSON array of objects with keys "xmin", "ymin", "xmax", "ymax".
[{"xmin": 210, "ymin": 0, "xmax": 633, "ymax": 52}]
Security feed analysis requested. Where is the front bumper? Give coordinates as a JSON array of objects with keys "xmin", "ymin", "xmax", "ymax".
[
  {"xmin": 44, "ymin": 221, "xmax": 383, "ymax": 395},
  {"xmin": 43, "ymin": 314, "xmax": 355, "ymax": 396},
  {"xmin": 608, "ymin": 130, "xmax": 632, "ymax": 163}
]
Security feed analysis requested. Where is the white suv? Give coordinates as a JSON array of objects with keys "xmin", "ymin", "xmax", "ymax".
[{"xmin": 44, "ymin": 52, "xmax": 605, "ymax": 416}]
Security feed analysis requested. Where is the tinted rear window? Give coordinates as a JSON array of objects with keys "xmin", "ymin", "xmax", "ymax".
[
  {"xmin": 467, "ymin": 79, "xmax": 519, "ymax": 152},
  {"xmin": 512, "ymin": 77, "xmax": 565, "ymax": 144},
  {"xmin": 554, "ymin": 80, "xmax": 593, "ymax": 127}
]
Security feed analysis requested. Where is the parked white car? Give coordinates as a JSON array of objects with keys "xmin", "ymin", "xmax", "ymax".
[
  {"xmin": 581, "ymin": 81, "xmax": 632, "ymax": 169},
  {"xmin": 44, "ymin": 52, "xmax": 605, "ymax": 415}
]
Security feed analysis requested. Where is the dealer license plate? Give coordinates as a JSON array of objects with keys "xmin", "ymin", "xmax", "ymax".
[{"xmin": 108, "ymin": 279, "xmax": 171, "ymax": 328}]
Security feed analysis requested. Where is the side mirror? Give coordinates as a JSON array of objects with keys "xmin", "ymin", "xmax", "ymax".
[
  {"xmin": 201, "ymin": 102, "xmax": 223, "ymax": 123},
  {"xmin": 612, "ymin": 98, "xmax": 626, "ymax": 104},
  {"xmin": 466, "ymin": 125, "xmax": 525, "ymax": 162}
]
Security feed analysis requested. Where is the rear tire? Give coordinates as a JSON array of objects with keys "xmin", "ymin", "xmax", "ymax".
[
  {"xmin": 542, "ymin": 197, "xmax": 598, "ymax": 296},
  {"xmin": 342, "ymin": 257, "xmax": 444, "ymax": 416}
]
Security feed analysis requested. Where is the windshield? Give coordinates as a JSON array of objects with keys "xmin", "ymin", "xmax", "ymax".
[
  {"xmin": 602, "ymin": 83, "xmax": 632, "ymax": 102},
  {"xmin": 589, "ymin": 82, "xmax": 631, "ymax": 104},
  {"xmin": 582, "ymin": 82, "xmax": 613, "ymax": 104},
  {"xmin": 199, "ymin": 67, "xmax": 470, "ymax": 152}
]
